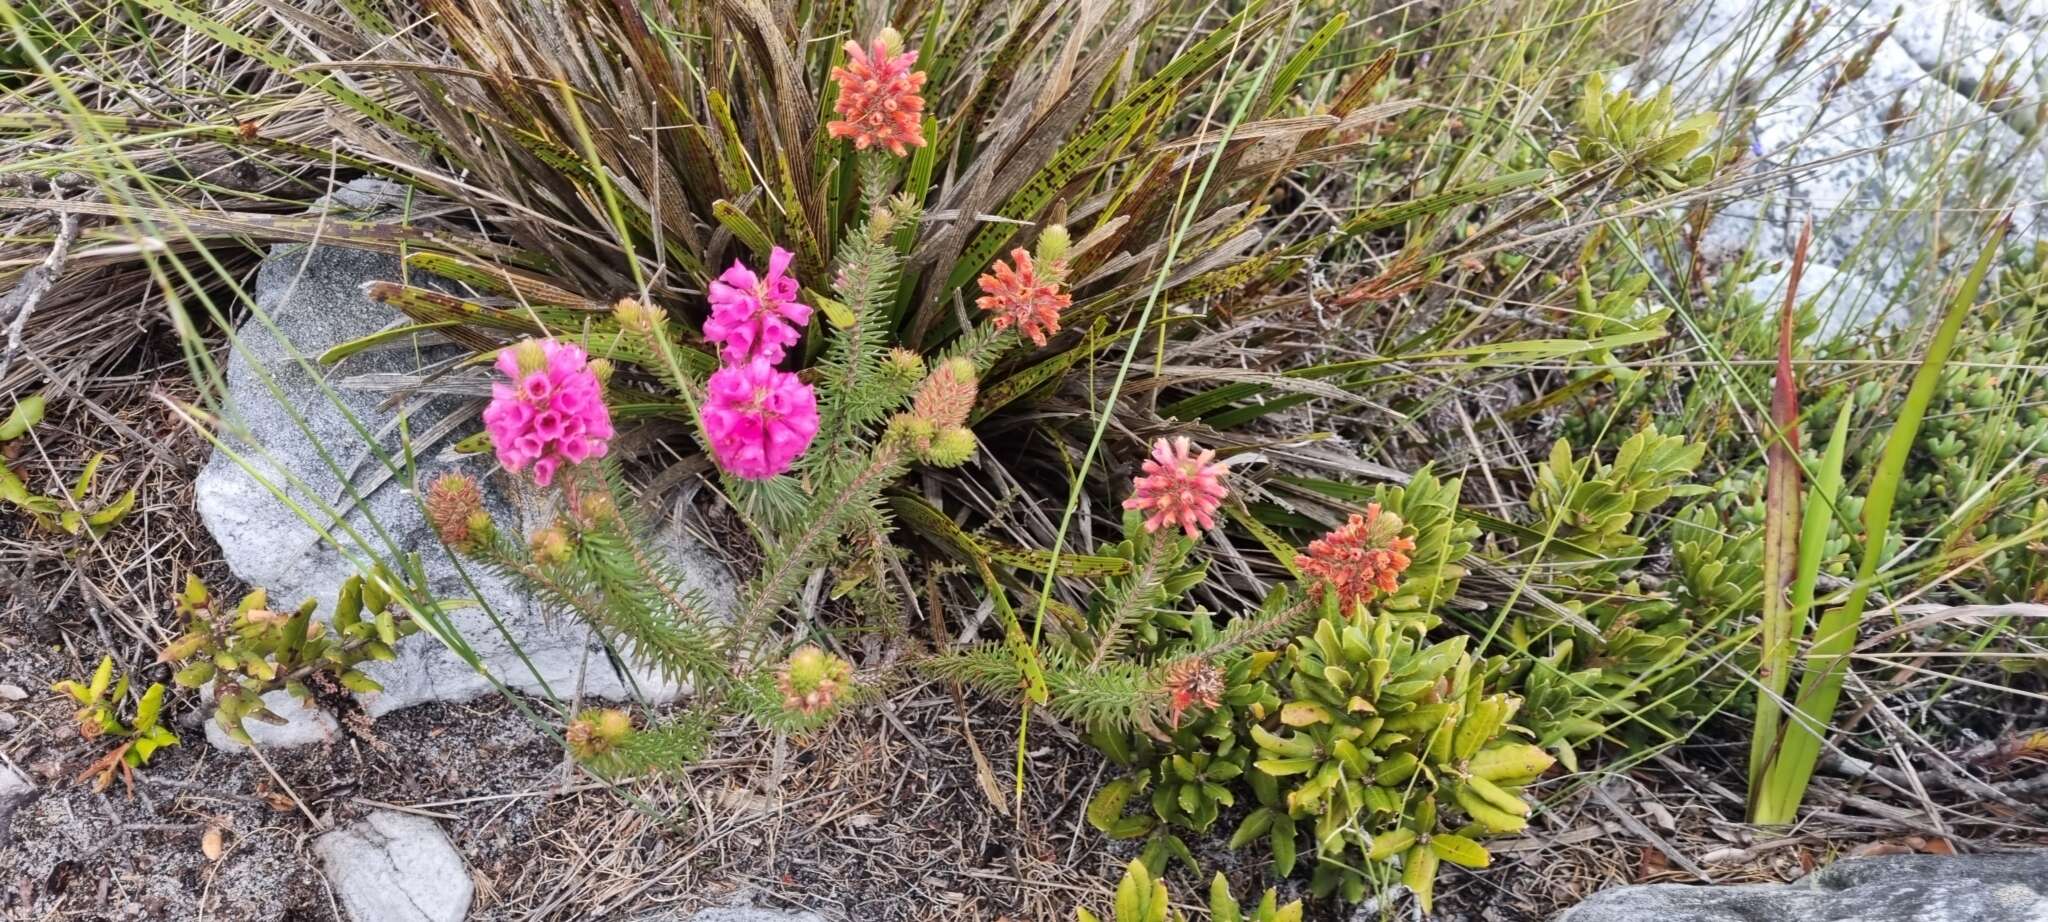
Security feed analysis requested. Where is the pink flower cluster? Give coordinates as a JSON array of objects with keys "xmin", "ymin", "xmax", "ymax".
[
  {"xmin": 1296, "ymin": 503, "xmax": 1416, "ymax": 615},
  {"xmin": 704, "ymin": 247, "xmax": 812, "ymax": 364},
  {"xmin": 1123, "ymin": 437, "xmax": 1229, "ymax": 537},
  {"xmin": 699, "ymin": 248, "xmax": 820, "ymax": 480},
  {"xmin": 702, "ymin": 358, "xmax": 820, "ymax": 479},
  {"xmin": 483, "ymin": 339, "xmax": 614, "ymax": 487}
]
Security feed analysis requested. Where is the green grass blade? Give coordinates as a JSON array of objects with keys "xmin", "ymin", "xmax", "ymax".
[
  {"xmin": 1748, "ymin": 226, "xmax": 1807, "ymax": 796},
  {"xmin": 1752, "ymin": 219, "xmax": 2010, "ymax": 824}
]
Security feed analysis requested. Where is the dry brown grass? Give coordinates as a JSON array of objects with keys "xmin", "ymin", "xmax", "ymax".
[{"xmin": 491, "ymin": 694, "xmax": 1138, "ymax": 922}]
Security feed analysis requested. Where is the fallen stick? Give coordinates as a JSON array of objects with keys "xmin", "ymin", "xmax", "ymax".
[{"xmin": 0, "ymin": 208, "xmax": 82, "ymax": 379}]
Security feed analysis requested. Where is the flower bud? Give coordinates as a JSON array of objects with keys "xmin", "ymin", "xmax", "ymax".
[
  {"xmin": 876, "ymin": 26, "xmax": 904, "ymax": 56},
  {"xmin": 509, "ymin": 340, "xmax": 548, "ymax": 376},
  {"xmin": 888, "ymin": 413, "xmax": 935, "ymax": 451},
  {"xmin": 911, "ymin": 357, "xmax": 978, "ymax": 429},
  {"xmin": 576, "ymin": 490, "xmax": 616, "ymax": 525},
  {"xmin": 776, "ymin": 645, "xmax": 853, "ymax": 716},
  {"xmin": 613, "ymin": 297, "xmax": 667, "ymax": 335},
  {"xmin": 1162, "ymin": 658, "xmax": 1226, "ymax": 728},
  {"xmin": 566, "ymin": 708, "xmax": 634, "ymax": 760},
  {"xmin": 1034, "ymin": 224, "xmax": 1072, "ymax": 266},
  {"xmin": 882, "ymin": 348, "xmax": 926, "ymax": 391},
  {"xmin": 588, "ymin": 357, "xmax": 614, "ymax": 387},
  {"xmin": 530, "ymin": 524, "xmax": 574, "ymax": 566},
  {"xmin": 925, "ymin": 426, "xmax": 977, "ymax": 467},
  {"xmin": 425, "ymin": 474, "xmax": 492, "ymax": 552},
  {"xmin": 596, "ymin": 708, "xmax": 633, "ymax": 741},
  {"xmin": 866, "ymin": 201, "xmax": 899, "ymax": 242}
]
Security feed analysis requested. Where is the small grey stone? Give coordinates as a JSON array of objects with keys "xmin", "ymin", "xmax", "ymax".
[
  {"xmin": 0, "ymin": 763, "xmax": 38, "ymax": 844},
  {"xmin": 1557, "ymin": 852, "xmax": 2048, "ymax": 922},
  {"xmin": 201, "ymin": 689, "xmax": 339, "ymax": 750},
  {"xmin": 313, "ymin": 810, "xmax": 471, "ymax": 922},
  {"xmin": 0, "ymin": 683, "xmax": 25, "ymax": 700},
  {"xmin": 682, "ymin": 909, "xmax": 826, "ymax": 922},
  {"xmin": 0, "ymin": 764, "xmax": 34, "ymax": 800},
  {"xmin": 319, "ymin": 177, "xmax": 418, "ymax": 214},
  {"xmin": 193, "ymin": 241, "xmax": 737, "ymax": 746}
]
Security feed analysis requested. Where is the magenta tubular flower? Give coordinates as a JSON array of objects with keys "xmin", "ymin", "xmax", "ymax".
[
  {"xmin": 703, "ymin": 246, "xmax": 812, "ymax": 364},
  {"xmin": 1122, "ymin": 437, "xmax": 1229, "ymax": 537},
  {"xmin": 482, "ymin": 339, "xmax": 614, "ymax": 487},
  {"xmin": 701, "ymin": 357, "xmax": 820, "ymax": 480}
]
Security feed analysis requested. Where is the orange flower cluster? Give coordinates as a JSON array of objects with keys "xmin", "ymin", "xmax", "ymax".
[
  {"xmin": 975, "ymin": 248, "xmax": 1071, "ymax": 346},
  {"xmin": 1296, "ymin": 503, "xmax": 1416, "ymax": 615}
]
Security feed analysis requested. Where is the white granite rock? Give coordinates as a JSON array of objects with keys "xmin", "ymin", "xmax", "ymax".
[
  {"xmin": 1558, "ymin": 852, "xmax": 2048, "ymax": 922},
  {"xmin": 1630, "ymin": 0, "xmax": 2048, "ymax": 334},
  {"xmin": 313, "ymin": 811, "xmax": 471, "ymax": 922},
  {"xmin": 193, "ymin": 239, "xmax": 736, "ymax": 745}
]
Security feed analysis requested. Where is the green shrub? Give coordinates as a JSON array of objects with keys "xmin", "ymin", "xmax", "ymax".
[
  {"xmin": 160, "ymin": 568, "xmax": 425, "ymax": 745},
  {"xmin": 51, "ymin": 656, "xmax": 177, "ymax": 792},
  {"xmin": 1077, "ymin": 858, "xmax": 1302, "ymax": 922}
]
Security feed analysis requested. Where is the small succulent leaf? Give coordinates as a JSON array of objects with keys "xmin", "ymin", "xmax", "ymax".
[
  {"xmin": 133, "ymin": 683, "xmax": 166, "ymax": 731},
  {"xmin": 68, "ymin": 452, "xmax": 104, "ymax": 501},
  {"xmin": 88, "ymin": 656, "xmax": 114, "ymax": 701},
  {"xmin": 1207, "ymin": 873, "xmax": 1240, "ymax": 922},
  {"xmin": 1402, "ymin": 843, "xmax": 1440, "ymax": 913},
  {"xmin": 339, "ymin": 670, "xmax": 384, "ymax": 694},
  {"xmin": 1430, "ymin": 833, "xmax": 1491, "ymax": 868},
  {"xmin": 0, "ymin": 394, "xmax": 44, "ymax": 440},
  {"xmin": 173, "ymin": 661, "xmax": 216, "ymax": 688}
]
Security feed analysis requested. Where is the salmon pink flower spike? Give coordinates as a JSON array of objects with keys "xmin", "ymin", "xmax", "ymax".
[
  {"xmin": 976, "ymin": 248, "xmax": 1070, "ymax": 347},
  {"xmin": 704, "ymin": 246, "xmax": 811, "ymax": 365},
  {"xmin": 1296, "ymin": 503, "xmax": 1417, "ymax": 615},
  {"xmin": 827, "ymin": 29, "xmax": 927, "ymax": 157},
  {"xmin": 482, "ymin": 339, "xmax": 614, "ymax": 488},
  {"xmin": 701, "ymin": 357, "xmax": 820, "ymax": 480},
  {"xmin": 1123, "ymin": 437, "xmax": 1229, "ymax": 537}
]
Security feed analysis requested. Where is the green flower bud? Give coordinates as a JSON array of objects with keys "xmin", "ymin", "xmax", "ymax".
[
  {"xmin": 883, "ymin": 348, "xmax": 926, "ymax": 392},
  {"xmin": 1034, "ymin": 224, "xmax": 1072, "ymax": 265},
  {"xmin": 888, "ymin": 414, "xmax": 936, "ymax": 451},
  {"xmin": 530, "ymin": 524, "xmax": 574, "ymax": 566},
  {"xmin": 613, "ymin": 297, "xmax": 668, "ymax": 335},
  {"xmin": 876, "ymin": 26, "xmax": 905, "ymax": 56},
  {"xmin": 425, "ymin": 474, "xmax": 492, "ymax": 552},
  {"xmin": 509, "ymin": 339, "xmax": 548, "ymax": 376},
  {"xmin": 925, "ymin": 426, "xmax": 977, "ymax": 467}
]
